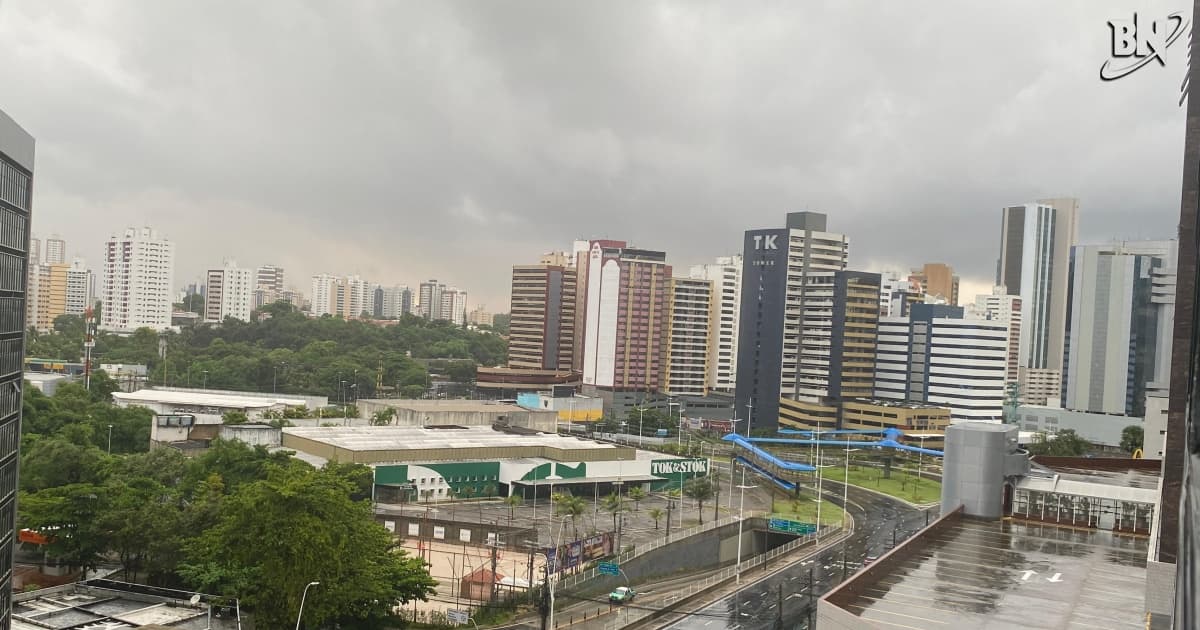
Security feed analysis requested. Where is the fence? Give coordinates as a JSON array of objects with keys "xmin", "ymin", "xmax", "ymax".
[
  {"xmin": 554, "ymin": 511, "xmax": 766, "ymax": 592},
  {"xmin": 599, "ymin": 523, "xmax": 849, "ymax": 630}
]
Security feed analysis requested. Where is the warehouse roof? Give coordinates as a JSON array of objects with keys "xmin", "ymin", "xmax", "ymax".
[
  {"xmin": 283, "ymin": 425, "xmax": 617, "ymax": 452},
  {"xmin": 113, "ymin": 389, "xmax": 307, "ymax": 409},
  {"xmin": 358, "ymin": 399, "xmax": 551, "ymax": 413}
]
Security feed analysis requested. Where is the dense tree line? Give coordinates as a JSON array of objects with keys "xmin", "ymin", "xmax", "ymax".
[
  {"xmin": 18, "ymin": 382, "xmax": 436, "ymax": 628},
  {"xmin": 26, "ymin": 302, "xmax": 507, "ymax": 399}
]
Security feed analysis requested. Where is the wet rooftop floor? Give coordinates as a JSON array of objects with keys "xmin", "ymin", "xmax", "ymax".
[{"xmin": 838, "ymin": 519, "xmax": 1149, "ymax": 629}]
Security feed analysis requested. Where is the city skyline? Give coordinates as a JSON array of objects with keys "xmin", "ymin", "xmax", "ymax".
[{"xmin": 0, "ymin": 2, "xmax": 1183, "ymax": 310}]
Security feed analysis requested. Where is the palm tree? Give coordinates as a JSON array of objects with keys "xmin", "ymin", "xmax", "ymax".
[
  {"xmin": 649, "ymin": 508, "xmax": 665, "ymax": 530},
  {"xmin": 627, "ymin": 487, "xmax": 647, "ymax": 512},
  {"xmin": 600, "ymin": 493, "xmax": 624, "ymax": 532},
  {"xmin": 554, "ymin": 493, "xmax": 586, "ymax": 541},
  {"xmin": 683, "ymin": 477, "xmax": 715, "ymax": 524},
  {"xmin": 503, "ymin": 494, "xmax": 523, "ymax": 527}
]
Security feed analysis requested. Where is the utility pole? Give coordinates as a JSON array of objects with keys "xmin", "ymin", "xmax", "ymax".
[
  {"xmin": 665, "ymin": 500, "xmax": 674, "ymax": 541},
  {"xmin": 489, "ymin": 523, "xmax": 500, "ymax": 604},
  {"xmin": 776, "ymin": 583, "xmax": 783, "ymax": 630},
  {"xmin": 538, "ymin": 565, "xmax": 550, "ymax": 630}
]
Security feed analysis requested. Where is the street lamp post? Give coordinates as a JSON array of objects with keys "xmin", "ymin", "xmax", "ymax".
[
  {"xmin": 547, "ymin": 515, "xmax": 571, "ymax": 630},
  {"xmin": 734, "ymin": 481, "xmax": 756, "ymax": 584},
  {"xmin": 107, "ymin": 424, "xmax": 113, "ymax": 455},
  {"xmin": 638, "ymin": 407, "xmax": 645, "ymax": 447},
  {"xmin": 815, "ymin": 429, "xmax": 824, "ymax": 537},
  {"xmin": 295, "ymin": 581, "xmax": 320, "ymax": 630},
  {"xmin": 567, "ymin": 399, "xmax": 575, "ymax": 435},
  {"xmin": 202, "ymin": 370, "xmax": 208, "ymax": 389}
]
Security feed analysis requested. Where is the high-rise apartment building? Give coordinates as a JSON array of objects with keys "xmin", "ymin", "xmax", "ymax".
[
  {"xmin": 27, "ymin": 237, "xmax": 38, "ymax": 266},
  {"xmin": 467, "ymin": 306, "xmax": 493, "ymax": 327},
  {"xmin": 372, "ymin": 285, "xmax": 413, "ymax": 319},
  {"xmin": 419, "ymin": 280, "xmax": 445, "ymax": 320},
  {"xmin": 735, "ymin": 212, "xmax": 849, "ymax": 430},
  {"xmin": 969, "ymin": 286, "xmax": 1022, "ymax": 385},
  {"xmin": 508, "ymin": 263, "xmax": 577, "ymax": 370},
  {"xmin": 43, "ymin": 236, "xmax": 64, "ymax": 265},
  {"xmin": 997, "ymin": 198, "xmax": 1079, "ymax": 404},
  {"xmin": 204, "ymin": 260, "xmax": 253, "ymax": 322},
  {"xmin": 665, "ymin": 277, "xmax": 714, "ymax": 396},
  {"xmin": 909, "ymin": 262, "xmax": 959, "ymax": 305},
  {"xmin": 1064, "ymin": 241, "xmax": 1177, "ymax": 417},
  {"xmin": 572, "ymin": 239, "xmax": 626, "ymax": 373},
  {"xmin": 0, "ymin": 108, "xmax": 35, "ymax": 628},
  {"xmin": 255, "ymin": 264, "xmax": 284, "ymax": 293},
  {"xmin": 310, "ymin": 274, "xmax": 370, "ymax": 318},
  {"xmin": 64, "ymin": 258, "xmax": 94, "ymax": 318},
  {"xmin": 101, "ymin": 227, "xmax": 175, "ymax": 332},
  {"xmin": 580, "ymin": 243, "xmax": 672, "ymax": 399},
  {"xmin": 440, "ymin": 288, "xmax": 468, "ymax": 325},
  {"xmin": 874, "ymin": 304, "xmax": 1008, "ymax": 422},
  {"xmin": 689, "ymin": 255, "xmax": 742, "ymax": 393}
]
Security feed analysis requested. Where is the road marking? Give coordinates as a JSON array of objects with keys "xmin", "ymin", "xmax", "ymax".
[
  {"xmin": 1046, "ymin": 573, "xmax": 1063, "ymax": 583},
  {"xmin": 1020, "ymin": 570, "xmax": 1037, "ymax": 581}
]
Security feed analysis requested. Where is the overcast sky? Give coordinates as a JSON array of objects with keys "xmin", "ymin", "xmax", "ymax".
[{"xmin": 0, "ymin": 1, "xmax": 1188, "ymax": 310}]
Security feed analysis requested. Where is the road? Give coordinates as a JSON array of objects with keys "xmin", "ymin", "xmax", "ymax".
[{"xmin": 652, "ymin": 483, "xmax": 932, "ymax": 630}]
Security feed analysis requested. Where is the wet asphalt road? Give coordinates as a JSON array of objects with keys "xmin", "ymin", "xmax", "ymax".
[{"xmin": 654, "ymin": 483, "xmax": 932, "ymax": 630}]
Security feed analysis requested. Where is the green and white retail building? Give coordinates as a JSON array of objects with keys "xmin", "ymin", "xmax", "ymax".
[{"xmin": 281, "ymin": 425, "xmax": 711, "ymax": 502}]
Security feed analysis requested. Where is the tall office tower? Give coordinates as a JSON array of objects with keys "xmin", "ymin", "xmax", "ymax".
[
  {"xmin": 828, "ymin": 271, "xmax": 882, "ymax": 400},
  {"xmin": 372, "ymin": 285, "xmax": 412, "ymax": 319},
  {"xmin": 508, "ymin": 263, "xmax": 577, "ymax": 370},
  {"xmin": 689, "ymin": 255, "xmax": 742, "ymax": 393},
  {"xmin": 580, "ymin": 243, "xmax": 672, "ymax": 402},
  {"xmin": 735, "ymin": 212, "xmax": 848, "ymax": 430},
  {"xmin": 204, "ymin": 260, "xmax": 253, "ymax": 322},
  {"xmin": 310, "ymin": 274, "xmax": 336, "ymax": 316},
  {"xmin": 664, "ymin": 277, "xmax": 714, "ymax": 396},
  {"xmin": 101, "ymin": 227, "xmax": 175, "ymax": 332},
  {"xmin": 1063, "ymin": 241, "xmax": 1176, "ymax": 417},
  {"xmin": 572, "ymin": 239, "xmax": 626, "ymax": 375},
  {"xmin": 64, "ymin": 258, "xmax": 94, "ymax": 318},
  {"xmin": 440, "ymin": 288, "xmax": 468, "ymax": 325},
  {"xmin": 874, "ymin": 304, "xmax": 1008, "ymax": 422},
  {"xmin": 255, "ymin": 264, "xmax": 285, "ymax": 293},
  {"xmin": 43, "ymin": 236, "xmax": 64, "ymax": 265},
  {"xmin": 28, "ymin": 263, "xmax": 65, "ymax": 331},
  {"xmin": 419, "ymin": 279, "xmax": 445, "ymax": 319},
  {"xmin": 909, "ymin": 262, "xmax": 959, "ymax": 305},
  {"xmin": 996, "ymin": 198, "xmax": 1079, "ymax": 404},
  {"xmin": 970, "ymin": 286, "xmax": 1022, "ymax": 384},
  {"xmin": 0, "ymin": 108, "xmax": 34, "ymax": 628}
]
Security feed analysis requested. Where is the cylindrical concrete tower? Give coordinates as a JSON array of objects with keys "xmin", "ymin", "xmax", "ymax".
[{"xmin": 941, "ymin": 423, "xmax": 1020, "ymax": 519}]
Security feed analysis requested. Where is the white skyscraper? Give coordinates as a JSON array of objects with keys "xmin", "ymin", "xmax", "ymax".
[
  {"xmin": 665, "ymin": 277, "xmax": 714, "ymax": 396},
  {"xmin": 874, "ymin": 304, "xmax": 1008, "ymax": 422},
  {"xmin": 997, "ymin": 198, "xmax": 1079, "ymax": 404},
  {"xmin": 970, "ymin": 286, "xmax": 1022, "ymax": 384},
  {"xmin": 419, "ymin": 279, "xmax": 445, "ymax": 319},
  {"xmin": 43, "ymin": 236, "xmax": 65, "ymax": 264},
  {"xmin": 310, "ymin": 274, "xmax": 336, "ymax": 316},
  {"xmin": 64, "ymin": 258, "xmax": 94, "ymax": 316},
  {"xmin": 101, "ymin": 227, "xmax": 175, "ymax": 332},
  {"xmin": 689, "ymin": 255, "xmax": 742, "ymax": 393},
  {"xmin": 440, "ymin": 287, "xmax": 468, "ymax": 325},
  {"xmin": 205, "ymin": 260, "xmax": 254, "ymax": 322}
]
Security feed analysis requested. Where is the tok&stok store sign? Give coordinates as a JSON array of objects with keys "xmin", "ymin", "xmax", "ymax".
[{"xmin": 651, "ymin": 458, "xmax": 709, "ymax": 476}]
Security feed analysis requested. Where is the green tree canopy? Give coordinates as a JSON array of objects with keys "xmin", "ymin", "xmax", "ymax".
[
  {"xmin": 1120, "ymin": 425, "xmax": 1144, "ymax": 454},
  {"xmin": 180, "ymin": 465, "xmax": 435, "ymax": 628},
  {"xmin": 1026, "ymin": 429, "xmax": 1091, "ymax": 457}
]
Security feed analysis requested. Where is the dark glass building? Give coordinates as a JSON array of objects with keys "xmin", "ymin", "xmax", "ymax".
[{"xmin": 0, "ymin": 109, "xmax": 34, "ymax": 630}]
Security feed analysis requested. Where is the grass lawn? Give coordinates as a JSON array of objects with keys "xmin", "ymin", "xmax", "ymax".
[
  {"xmin": 820, "ymin": 463, "xmax": 940, "ymax": 504},
  {"xmin": 770, "ymin": 495, "xmax": 845, "ymax": 526}
]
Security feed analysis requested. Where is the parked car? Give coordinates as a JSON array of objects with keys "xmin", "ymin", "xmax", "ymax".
[{"xmin": 609, "ymin": 586, "xmax": 636, "ymax": 604}]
